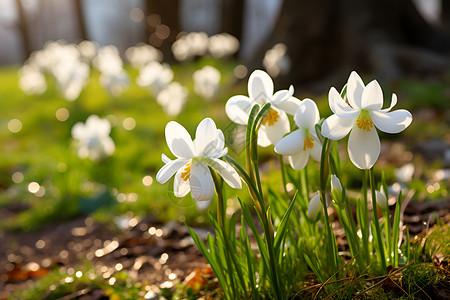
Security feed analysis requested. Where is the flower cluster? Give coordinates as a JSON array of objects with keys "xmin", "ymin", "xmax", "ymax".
[{"xmin": 158, "ymin": 69, "xmax": 412, "ymax": 210}]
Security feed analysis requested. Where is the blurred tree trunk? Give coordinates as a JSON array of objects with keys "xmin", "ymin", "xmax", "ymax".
[
  {"xmin": 442, "ymin": 0, "xmax": 450, "ymax": 32},
  {"xmin": 221, "ymin": 0, "xmax": 244, "ymax": 40},
  {"xmin": 74, "ymin": 0, "xmax": 88, "ymax": 40},
  {"xmin": 250, "ymin": 0, "xmax": 450, "ymax": 92},
  {"xmin": 144, "ymin": 0, "xmax": 180, "ymax": 62},
  {"xmin": 15, "ymin": 0, "xmax": 32, "ymax": 59}
]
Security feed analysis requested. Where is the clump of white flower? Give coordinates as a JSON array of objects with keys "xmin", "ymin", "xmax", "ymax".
[
  {"xmin": 208, "ymin": 33, "xmax": 239, "ymax": 58},
  {"xmin": 52, "ymin": 60, "xmax": 90, "ymax": 101},
  {"xmin": 71, "ymin": 115, "xmax": 115, "ymax": 161},
  {"xmin": 263, "ymin": 43, "xmax": 291, "ymax": 77},
  {"xmin": 193, "ymin": 66, "xmax": 221, "ymax": 99},
  {"xmin": 78, "ymin": 40, "xmax": 98, "ymax": 62},
  {"xmin": 171, "ymin": 32, "xmax": 209, "ymax": 62},
  {"xmin": 125, "ymin": 43, "xmax": 163, "ymax": 69},
  {"xmin": 136, "ymin": 61, "xmax": 174, "ymax": 95},
  {"xmin": 18, "ymin": 65, "xmax": 47, "ymax": 95},
  {"xmin": 93, "ymin": 45, "xmax": 129, "ymax": 96},
  {"xmin": 156, "ymin": 82, "xmax": 188, "ymax": 116}
]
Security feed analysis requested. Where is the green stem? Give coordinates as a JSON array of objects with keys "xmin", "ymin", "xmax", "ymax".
[
  {"xmin": 369, "ymin": 168, "xmax": 387, "ymax": 271},
  {"xmin": 319, "ymin": 138, "xmax": 339, "ymax": 276},
  {"xmin": 362, "ymin": 170, "xmax": 370, "ymax": 264},
  {"xmin": 279, "ymin": 154, "xmax": 290, "ymax": 198}
]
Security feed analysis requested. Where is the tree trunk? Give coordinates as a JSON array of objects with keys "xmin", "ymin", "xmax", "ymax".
[
  {"xmin": 250, "ymin": 0, "xmax": 450, "ymax": 92},
  {"xmin": 15, "ymin": 0, "xmax": 32, "ymax": 59},
  {"xmin": 74, "ymin": 0, "xmax": 88, "ymax": 41},
  {"xmin": 144, "ymin": 0, "xmax": 180, "ymax": 62},
  {"xmin": 221, "ymin": 0, "xmax": 244, "ymax": 40}
]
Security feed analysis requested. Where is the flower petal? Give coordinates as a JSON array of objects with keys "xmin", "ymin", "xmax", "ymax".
[
  {"xmin": 274, "ymin": 129, "xmax": 304, "ymax": 156},
  {"xmin": 263, "ymin": 110, "xmax": 290, "ymax": 145},
  {"xmin": 156, "ymin": 158, "xmax": 189, "ymax": 184},
  {"xmin": 165, "ymin": 121, "xmax": 195, "ymax": 158},
  {"xmin": 289, "ymin": 151, "xmax": 309, "ymax": 170},
  {"xmin": 294, "ymin": 99, "xmax": 320, "ymax": 132},
  {"xmin": 257, "ymin": 128, "xmax": 272, "ymax": 147},
  {"xmin": 370, "ymin": 109, "xmax": 412, "ymax": 133},
  {"xmin": 161, "ymin": 153, "xmax": 172, "ymax": 164},
  {"xmin": 248, "ymin": 70, "xmax": 273, "ymax": 103},
  {"xmin": 190, "ymin": 161, "xmax": 215, "ymax": 202},
  {"xmin": 381, "ymin": 93, "xmax": 397, "ymax": 112},
  {"xmin": 348, "ymin": 125, "xmax": 380, "ymax": 169},
  {"xmin": 321, "ymin": 114, "xmax": 354, "ymax": 140},
  {"xmin": 196, "ymin": 198, "xmax": 212, "ymax": 211},
  {"xmin": 309, "ymin": 137, "xmax": 322, "ymax": 162},
  {"xmin": 208, "ymin": 158, "xmax": 242, "ymax": 189},
  {"xmin": 347, "ymin": 71, "xmax": 364, "ymax": 109},
  {"xmin": 174, "ymin": 168, "xmax": 190, "ymax": 197},
  {"xmin": 276, "ymin": 96, "xmax": 301, "ymax": 115},
  {"xmin": 194, "ymin": 118, "xmax": 219, "ymax": 156},
  {"xmin": 271, "ymin": 89, "xmax": 291, "ymax": 106},
  {"xmin": 361, "ymin": 80, "xmax": 383, "ymax": 111},
  {"xmin": 225, "ymin": 95, "xmax": 253, "ymax": 125},
  {"xmin": 329, "ymin": 87, "xmax": 359, "ymax": 119}
]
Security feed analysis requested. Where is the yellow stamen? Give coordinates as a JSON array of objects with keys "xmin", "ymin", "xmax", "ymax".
[
  {"xmin": 180, "ymin": 162, "xmax": 191, "ymax": 181},
  {"xmin": 303, "ymin": 136, "xmax": 315, "ymax": 151},
  {"xmin": 262, "ymin": 108, "xmax": 279, "ymax": 126},
  {"xmin": 356, "ymin": 111, "xmax": 373, "ymax": 132}
]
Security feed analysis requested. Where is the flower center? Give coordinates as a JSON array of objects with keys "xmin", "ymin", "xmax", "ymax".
[
  {"xmin": 303, "ymin": 135, "xmax": 315, "ymax": 151},
  {"xmin": 262, "ymin": 108, "xmax": 279, "ymax": 127},
  {"xmin": 180, "ymin": 161, "xmax": 191, "ymax": 181},
  {"xmin": 356, "ymin": 110, "xmax": 373, "ymax": 132}
]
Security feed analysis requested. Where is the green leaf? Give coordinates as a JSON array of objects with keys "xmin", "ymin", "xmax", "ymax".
[{"xmin": 274, "ymin": 191, "xmax": 299, "ymax": 256}]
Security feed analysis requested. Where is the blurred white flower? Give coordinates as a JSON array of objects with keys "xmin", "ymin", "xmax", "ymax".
[
  {"xmin": 125, "ymin": 43, "xmax": 163, "ymax": 69},
  {"xmin": 157, "ymin": 82, "xmax": 188, "ymax": 116},
  {"xmin": 208, "ymin": 33, "xmax": 239, "ymax": 58},
  {"xmin": 226, "ymin": 70, "xmax": 300, "ymax": 147},
  {"xmin": 172, "ymin": 32, "xmax": 209, "ymax": 62},
  {"xmin": 99, "ymin": 70, "xmax": 130, "ymax": 97},
  {"xmin": 18, "ymin": 65, "xmax": 47, "ymax": 95},
  {"xmin": 93, "ymin": 45, "xmax": 123, "ymax": 75},
  {"xmin": 156, "ymin": 118, "xmax": 241, "ymax": 207},
  {"xmin": 263, "ymin": 43, "xmax": 291, "ymax": 77},
  {"xmin": 321, "ymin": 71, "xmax": 412, "ymax": 169},
  {"xmin": 71, "ymin": 115, "xmax": 115, "ymax": 161},
  {"xmin": 394, "ymin": 163, "xmax": 414, "ymax": 183},
  {"xmin": 275, "ymin": 99, "xmax": 322, "ymax": 169},
  {"xmin": 52, "ymin": 60, "xmax": 90, "ymax": 101},
  {"xmin": 136, "ymin": 61, "xmax": 173, "ymax": 94},
  {"xmin": 193, "ymin": 66, "xmax": 221, "ymax": 99},
  {"xmin": 78, "ymin": 40, "xmax": 98, "ymax": 62}
]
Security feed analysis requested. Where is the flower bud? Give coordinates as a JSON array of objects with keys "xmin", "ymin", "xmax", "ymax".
[
  {"xmin": 331, "ymin": 175, "xmax": 344, "ymax": 208},
  {"xmin": 375, "ymin": 190, "xmax": 387, "ymax": 209},
  {"xmin": 308, "ymin": 192, "xmax": 322, "ymax": 222}
]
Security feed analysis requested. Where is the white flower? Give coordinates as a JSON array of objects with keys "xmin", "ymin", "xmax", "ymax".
[
  {"xmin": 225, "ymin": 70, "xmax": 300, "ymax": 147},
  {"xmin": 172, "ymin": 32, "xmax": 209, "ymax": 62},
  {"xmin": 193, "ymin": 66, "xmax": 221, "ymax": 99},
  {"xmin": 394, "ymin": 163, "xmax": 414, "ymax": 183},
  {"xmin": 156, "ymin": 118, "xmax": 242, "ymax": 208},
  {"xmin": 52, "ymin": 60, "xmax": 90, "ymax": 101},
  {"xmin": 156, "ymin": 82, "xmax": 188, "ymax": 117},
  {"xmin": 78, "ymin": 40, "xmax": 98, "ymax": 62},
  {"xmin": 321, "ymin": 71, "xmax": 412, "ymax": 169},
  {"xmin": 99, "ymin": 69, "xmax": 130, "ymax": 97},
  {"xmin": 125, "ymin": 43, "xmax": 163, "ymax": 69},
  {"xmin": 274, "ymin": 99, "xmax": 322, "ymax": 169},
  {"xmin": 136, "ymin": 62, "xmax": 173, "ymax": 94},
  {"xmin": 208, "ymin": 33, "xmax": 239, "ymax": 58},
  {"xmin": 308, "ymin": 192, "xmax": 322, "ymax": 221},
  {"xmin": 330, "ymin": 174, "xmax": 344, "ymax": 207},
  {"xmin": 18, "ymin": 65, "xmax": 47, "ymax": 95},
  {"xmin": 93, "ymin": 45, "xmax": 123, "ymax": 75},
  {"xmin": 263, "ymin": 43, "xmax": 291, "ymax": 78},
  {"xmin": 71, "ymin": 115, "xmax": 115, "ymax": 161}
]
